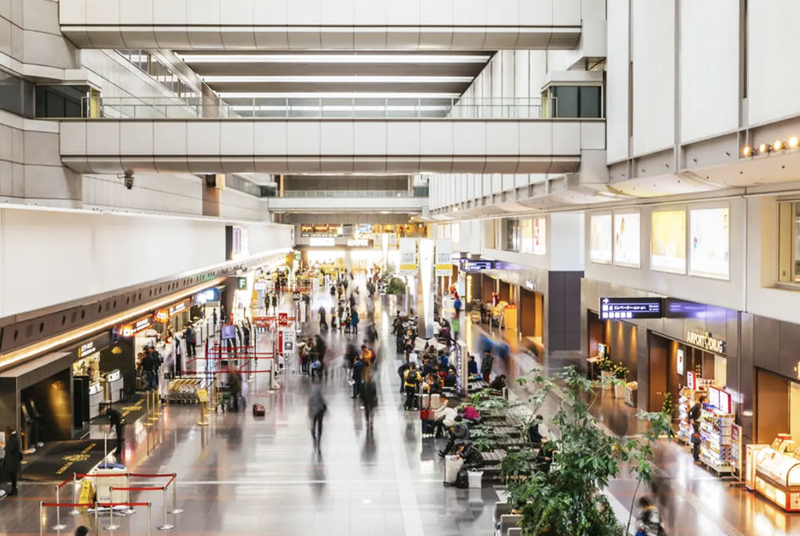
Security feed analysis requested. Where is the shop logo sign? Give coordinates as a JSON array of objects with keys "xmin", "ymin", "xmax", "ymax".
[
  {"xmin": 686, "ymin": 330, "xmax": 726, "ymax": 354},
  {"xmin": 78, "ymin": 341, "xmax": 96, "ymax": 358}
]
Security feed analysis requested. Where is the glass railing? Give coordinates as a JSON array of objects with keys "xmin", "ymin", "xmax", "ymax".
[
  {"xmin": 77, "ymin": 97, "xmax": 556, "ymax": 120},
  {"xmin": 278, "ymin": 190, "xmax": 426, "ymax": 198}
]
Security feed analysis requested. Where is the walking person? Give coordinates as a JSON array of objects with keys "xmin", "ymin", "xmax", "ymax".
[
  {"xmin": 308, "ymin": 386, "xmax": 328, "ymax": 453},
  {"xmin": 1, "ymin": 427, "xmax": 22, "ymax": 496},
  {"xmin": 351, "ymin": 309, "xmax": 360, "ymax": 334},
  {"xmin": 352, "ymin": 356, "xmax": 364, "ymax": 399},
  {"xmin": 361, "ymin": 379, "xmax": 378, "ymax": 428},
  {"xmin": 100, "ymin": 406, "xmax": 125, "ymax": 454}
]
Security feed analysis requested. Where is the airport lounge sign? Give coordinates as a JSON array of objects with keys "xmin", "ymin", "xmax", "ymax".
[{"xmin": 686, "ymin": 330, "xmax": 726, "ymax": 354}]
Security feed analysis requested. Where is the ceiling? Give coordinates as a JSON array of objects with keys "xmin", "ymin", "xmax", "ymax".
[{"xmin": 176, "ymin": 50, "xmax": 492, "ymax": 118}]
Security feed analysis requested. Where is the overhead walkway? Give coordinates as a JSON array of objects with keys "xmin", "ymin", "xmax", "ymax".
[
  {"xmin": 59, "ymin": 0, "xmax": 584, "ymax": 50},
  {"xmin": 267, "ymin": 190, "xmax": 427, "ymax": 213},
  {"xmin": 59, "ymin": 117, "xmax": 605, "ymax": 175}
]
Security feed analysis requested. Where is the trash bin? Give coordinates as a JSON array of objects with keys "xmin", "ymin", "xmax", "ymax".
[{"xmin": 467, "ymin": 470, "xmax": 483, "ymax": 488}]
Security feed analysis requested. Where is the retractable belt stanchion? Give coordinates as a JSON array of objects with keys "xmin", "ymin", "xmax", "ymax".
[
  {"xmin": 69, "ymin": 473, "xmax": 80, "ymax": 515},
  {"xmin": 53, "ymin": 475, "xmax": 75, "ymax": 530},
  {"xmin": 158, "ymin": 485, "xmax": 174, "ymax": 531},
  {"xmin": 169, "ymin": 474, "xmax": 182, "ymax": 514},
  {"xmin": 149, "ymin": 390, "xmax": 159, "ymax": 421},
  {"xmin": 105, "ymin": 487, "xmax": 120, "ymax": 531},
  {"xmin": 144, "ymin": 390, "xmax": 154, "ymax": 427},
  {"xmin": 155, "ymin": 388, "xmax": 163, "ymax": 417}
]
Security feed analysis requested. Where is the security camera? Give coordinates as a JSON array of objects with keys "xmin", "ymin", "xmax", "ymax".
[{"xmin": 123, "ymin": 170, "xmax": 134, "ymax": 190}]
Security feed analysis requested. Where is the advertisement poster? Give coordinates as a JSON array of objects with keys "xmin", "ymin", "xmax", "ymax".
[
  {"xmin": 435, "ymin": 238, "xmax": 453, "ymax": 276},
  {"xmin": 590, "ymin": 214, "xmax": 612, "ymax": 264},
  {"xmin": 614, "ymin": 212, "xmax": 641, "ymax": 268},
  {"xmin": 651, "ymin": 210, "xmax": 687, "ymax": 273},
  {"xmin": 689, "ymin": 207, "xmax": 730, "ymax": 280},
  {"xmin": 521, "ymin": 219, "xmax": 534, "ymax": 254},
  {"xmin": 399, "ymin": 238, "xmax": 417, "ymax": 274},
  {"xmin": 533, "ymin": 217, "xmax": 547, "ymax": 256}
]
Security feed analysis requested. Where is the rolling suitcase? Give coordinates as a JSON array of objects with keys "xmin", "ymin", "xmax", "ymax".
[{"xmin": 252, "ymin": 403, "xmax": 265, "ymax": 417}]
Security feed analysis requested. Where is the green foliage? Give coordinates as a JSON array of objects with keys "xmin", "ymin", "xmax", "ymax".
[
  {"xmin": 598, "ymin": 358, "xmax": 615, "ymax": 372},
  {"xmin": 662, "ymin": 392, "xmax": 674, "ymax": 416},
  {"xmin": 612, "ymin": 362, "xmax": 630, "ymax": 380},
  {"xmin": 385, "ymin": 277, "xmax": 406, "ymax": 295},
  {"xmin": 506, "ymin": 366, "xmax": 674, "ymax": 536}
]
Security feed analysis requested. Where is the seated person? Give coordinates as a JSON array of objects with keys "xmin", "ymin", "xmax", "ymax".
[
  {"xmin": 432, "ymin": 398, "xmax": 458, "ymax": 437},
  {"xmin": 421, "ymin": 358, "xmax": 436, "ymax": 377},
  {"xmin": 463, "ymin": 405, "xmax": 481, "ymax": 423},
  {"xmin": 437, "ymin": 349, "xmax": 449, "ymax": 368},
  {"xmin": 489, "ymin": 374, "xmax": 507, "ymax": 391},
  {"xmin": 439, "ymin": 418, "xmax": 470, "ymax": 457},
  {"xmin": 536, "ymin": 440, "xmax": 556, "ymax": 473},
  {"xmin": 467, "ymin": 354, "xmax": 479, "ymax": 376},
  {"xmin": 527, "ymin": 414, "xmax": 545, "ymax": 448},
  {"xmin": 456, "ymin": 441, "xmax": 483, "ymax": 470},
  {"xmin": 443, "ymin": 367, "xmax": 458, "ymax": 388},
  {"xmin": 424, "ymin": 373, "xmax": 442, "ymax": 394}
]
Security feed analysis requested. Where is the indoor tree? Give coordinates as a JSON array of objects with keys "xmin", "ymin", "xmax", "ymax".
[{"xmin": 511, "ymin": 366, "xmax": 674, "ymax": 536}]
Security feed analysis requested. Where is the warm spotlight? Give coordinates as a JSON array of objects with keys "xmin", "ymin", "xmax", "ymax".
[
  {"xmin": 743, "ymin": 146, "xmax": 752, "ymax": 157},
  {"xmin": 759, "ymin": 143, "xmax": 769, "ymax": 154},
  {"xmin": 774, "ymin": 140, "xmax": 784, "ymax": 151},
  {"xmin": 790, "ymin": 137, "xmax": 799, "ymax": 149}
]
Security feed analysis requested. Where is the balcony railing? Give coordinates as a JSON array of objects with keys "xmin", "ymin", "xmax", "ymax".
[
  {"xmin": 279, "ymin": 189, "xmax": 426, "ymax": 198},
  {"xmin": 77, "ymin": 97, "xmax": 555, "ymax": 120}
]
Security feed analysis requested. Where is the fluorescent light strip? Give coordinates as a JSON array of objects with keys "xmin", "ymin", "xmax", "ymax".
[
  {"xmin": 202, "ymin": 76, "xmax": 472, "ymax": 83},
  {"xmin": 217, "ymin": 92, "xmax": 461, "ymax": 99},
  {"xmin": 230, "ymin": 105, "xmax": 448, "ymax": 112},
  {"xmin": 180, "ymin": 54, "xmax": 490, "ymax": 64}
]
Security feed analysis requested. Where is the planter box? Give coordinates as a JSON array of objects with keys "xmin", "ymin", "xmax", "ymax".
[
  {"xmin": 614, "ymin": 381, "xmax": 626, "ymax": 398},
  {"xmin": 600, "ymin": 370, "xmax": 613, "ymax": 390}
]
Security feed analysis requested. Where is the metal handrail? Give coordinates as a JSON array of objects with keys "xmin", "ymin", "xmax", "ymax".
[
  {"xmin": 280, "ymin": 190, "xmax": 423, "ymax": 198},
  {"xmin": 77, "ymin": 96, "xmax": 564, "ymax": 120}
]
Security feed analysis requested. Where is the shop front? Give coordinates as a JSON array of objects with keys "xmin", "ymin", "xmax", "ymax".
[{"xmin": 519, "ymin": 281, "xmax": 544, "ymax": 356}]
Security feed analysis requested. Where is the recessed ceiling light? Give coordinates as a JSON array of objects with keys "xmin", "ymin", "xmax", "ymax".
[
  {"xmin": 202, "ymin": 76, "xmax": 473, "ymax": 84},
  {"xmin": 216, "ymin": 92, "xmax": 462, "ymax": 99},
  {"xmin": 180, "ymin": 54, "xmax": 491, "ymax": 64}
]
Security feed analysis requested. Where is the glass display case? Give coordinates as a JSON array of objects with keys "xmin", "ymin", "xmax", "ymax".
[{"xmin": 754, "ymin": 446, "xmax": 800, "ymax": 511}]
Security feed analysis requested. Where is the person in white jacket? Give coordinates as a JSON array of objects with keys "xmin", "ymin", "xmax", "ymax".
[{"xmin": 433, "ymin": 400, "xmax": 458, "ymax": 437}]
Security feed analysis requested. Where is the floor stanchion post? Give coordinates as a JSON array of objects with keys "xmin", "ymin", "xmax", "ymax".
[
  {"xmin": 52, "ymin": 485, "xmax": 67, "ymax": 531},
  {"xmin": 169, "ymin": 474, "xmax": 183, "ymax": 514},
  {"xmin": 158, "ymin": 487, "xmax": 174, "ymax": 531},
  {"xmin": 94, "ymin": 501, "xmax": 99, "ymax": 534},
  {"xmin": 145, "ymin": 390, "xmax": 153, "ymax": 427},
  {"xmin": 69, "ymin": 473, "xmax": 80, "ymax": 515},
  {"xmin": 39, "ymin": 501, "xmax": 44, "ymax": 536},
  {"xmin": 105, "ymin": 487, "xmax": 120, "ymax": 531},
  {"xmin": 148, "ymin": 502, "xmax": 152, "ymax": 536}
]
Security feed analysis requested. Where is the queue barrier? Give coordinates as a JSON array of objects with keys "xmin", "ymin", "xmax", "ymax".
[
  {"xmin": 62, "ymin": 472, "xmax": 181, "ymax": 532},
  {"xmin": 40, "ymin": 501, "xmax": 152, "ymax": 536}
]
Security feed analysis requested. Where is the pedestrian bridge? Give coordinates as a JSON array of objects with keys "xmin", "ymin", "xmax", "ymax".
[
  {"xmin": 59, "ymin": 117, "xmax": 605, "ymax": 175},
  {"xmin": 59, "ymin": 0, "xmax": 585, "ymax": 50}
]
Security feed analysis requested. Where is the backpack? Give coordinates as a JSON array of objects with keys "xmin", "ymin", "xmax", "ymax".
[{"xmin": 454, "ymin": 468, "xmax": 469, "ymax": 489}]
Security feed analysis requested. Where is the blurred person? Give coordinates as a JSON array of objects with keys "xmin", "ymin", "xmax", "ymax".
[
  {"xmin": 439, "ymin": 418, "xmax": 470, "ymax": 457},
  {"xmin": 527, "ymin": 414, "xmax": 545, "ymax": 448},
  {"xmin": 229, "ymin": 366, "xmax": 243, "ymax": 412},
  {"xmin": 308, "ymin": 386, "xmax": 328, "ymax": 452},
  {"xmin": 489, "ymin": 374, "xmax": 507, "ymax": 391},
  {"xmin": 467, "ymin": 354, "xmax": 479, "ymax": 376},
  {"xmin": 635, "ymin": 496, "xmax": 665, "ymax": 536},
  {"xmin": 481, "ymin": 350, "xmax": 494, "ymax": 383},
  {"xmin": 352, "ymin": 356, "xmax": 365, "ymax": 399},
  {"xmin": 100, "ymin": 405, "xmax": 125, "ymax": 453},
  {"xmin": 361, "ymin": 379, "xmax": 378, "ymax": 428}
]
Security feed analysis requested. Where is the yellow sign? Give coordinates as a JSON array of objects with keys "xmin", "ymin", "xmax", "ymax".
[
  {"xmin": 197, "ymin": 389, "xmax": 209, "ymax": 403},
  {"xmin": 78, "ymin": 479, "xmax": 95, "ymax": 511}
]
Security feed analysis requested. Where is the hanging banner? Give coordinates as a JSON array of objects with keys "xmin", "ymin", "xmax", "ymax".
[
  {"xmin": 399, "ymin": 238, "xmax": 417, "ymax": 275},
  {"xmin": 435, "ymin": 238, "xmax": 453, "ymax": 276}
]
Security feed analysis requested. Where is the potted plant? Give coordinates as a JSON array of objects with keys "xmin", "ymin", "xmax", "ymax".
[
  {"xmin": 598, "ymin": 358, "xmax": 615, "ymax": 390},
  {"xmin": 613, "ymin": 362, "xmax": 629, "ymax": 398}
]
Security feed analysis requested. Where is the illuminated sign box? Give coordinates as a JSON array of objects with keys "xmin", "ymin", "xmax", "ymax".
[
  {"xmin": 599, "ymin": 297, "xmax": 663, "ymax": 320},
  {"xmin": 460, "ymin": 260, "xmax": 494, "ymax": 272}
]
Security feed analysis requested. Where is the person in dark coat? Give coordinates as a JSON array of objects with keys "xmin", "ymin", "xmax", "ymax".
[
  {"xmin": 360, "ymin": 380, "xmax": 378, "ymax": 427},
  {"xmin": 352, "ymin": 356, "xmax": 365, "ymax": 399},
  {"xmin": 689, "ymin": 394, "xmax": 707, "ymax": 462},
  {"xmin": 2, "ymin": 428, "xmax": 22, "ymax": 496},
  {"xmin": 101, "ymin": 406, "xmax": 125, "ymax": 453},
  {"xmin": 481, "ymin": 350, "xmax": 494, "ymax": 383}
]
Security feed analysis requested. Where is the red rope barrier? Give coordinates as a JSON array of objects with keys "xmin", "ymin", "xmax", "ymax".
[
  {"xmin": 57, "ymin": 474, "xmax": 74, "ymax": 489},
  {"xmin": 111, "ymin": 486, "xmax": 163, "ymax": 492},
  {"xmin": 42, "ymin": 502, "xmax": 95, "ymax": 508},
  {"xmin": 165, "ymin": 475, "xmax": 176, "ymax": 488},
  {"xmin": 76, "ymin": 473, "xmax": 127, "ymax": 479},
  {"xmin": 128, "ymin": 473, "xmax": 176, "ymax": 479},
  {"xmin": 97, "ymin": 502, "xmax": 151, "ymax": 508}
]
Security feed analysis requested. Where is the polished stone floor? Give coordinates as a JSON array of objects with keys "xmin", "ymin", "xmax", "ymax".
[{"xmin": 2, "ymin": 278, "xmax": 800, "ymax": 535}]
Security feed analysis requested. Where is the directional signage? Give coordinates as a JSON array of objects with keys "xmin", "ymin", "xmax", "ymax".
[
  {"xmin": 292, "ymin": 291, "xmax": 301, "ymax": 302},
  {"xmin": 460, "ymin": 260, "xmax": 494, "ymax": 272},
  {"xmin": 599, "ymin": 297, "xmax": 663, "ymax": 320}
]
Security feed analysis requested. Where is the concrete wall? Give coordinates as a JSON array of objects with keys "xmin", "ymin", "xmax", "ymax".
[{"xmin": 0, "ymin": 207, "xmax": 292, "ymax": 317}]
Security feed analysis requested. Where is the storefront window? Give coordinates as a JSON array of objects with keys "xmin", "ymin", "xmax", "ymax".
[{"xmin": 778, "ymin": 201, "xmax": 800, "ymax": 283}]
